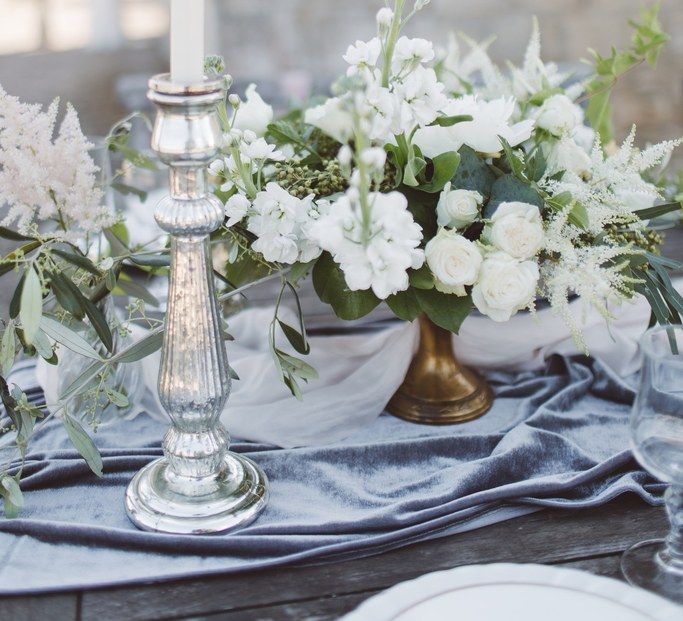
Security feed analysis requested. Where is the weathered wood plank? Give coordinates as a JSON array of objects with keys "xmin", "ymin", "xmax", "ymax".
[
  {"xmin": 0, "ymin": 594, "xmax": 79, "ymax": 621},
  {"xmin": 80, "ymin": 496, "xmax": 667, "ymax": 621}
]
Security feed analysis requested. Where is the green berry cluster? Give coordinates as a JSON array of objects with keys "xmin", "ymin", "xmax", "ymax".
[
  {"xmin": 606, "ymin": 225, "xmax": 663, "ymax": 254},
  {"xmin": 274, "ymin": 159, "xmax": 347, "ymax": 198}
]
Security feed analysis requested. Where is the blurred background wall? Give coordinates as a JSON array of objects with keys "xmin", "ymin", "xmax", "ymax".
[{"xmin": 0, "ymin": 0, "xmax": 681, "ymax": 148}]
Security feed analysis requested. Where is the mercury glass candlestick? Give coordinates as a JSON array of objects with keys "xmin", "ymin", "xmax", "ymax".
[{"xmin": 125, "ymin": 74, "xmax": 268, "ymax": 534}]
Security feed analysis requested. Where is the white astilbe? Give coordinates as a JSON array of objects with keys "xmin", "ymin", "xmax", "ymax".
[
  {"xmin": 0, "ymin": 87, "xmax": 114, "ymax": 240},
  {"xmin": 540, "ymin": 128, "xmax": 682, "ymax": 236}
]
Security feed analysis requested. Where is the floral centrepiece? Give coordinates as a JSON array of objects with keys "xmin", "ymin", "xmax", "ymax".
[{"xmin": 213, "ymin": 0, "xmax": 682, "ymax": 368}]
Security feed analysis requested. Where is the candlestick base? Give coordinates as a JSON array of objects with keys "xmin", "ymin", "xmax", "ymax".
[{"xmin": 125, "ymin": 453, "xmax": 268, "ymax": 535}]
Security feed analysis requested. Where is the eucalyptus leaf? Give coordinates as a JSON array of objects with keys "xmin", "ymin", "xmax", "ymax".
[
  {"xmin": 0, "ymin": 321, "xmax": 15, "ymax": 376},
  {"xmin": 61, "ymin": 413, "xmax": 103, "ymax": 477},
  {"xmin": 116, "ymin": 279, "xmax": 160, "ymax": 307},
  {"xmin": 110, "ymin": 330, "xmax": 163, "ymax": 364},
  {"xmin": 40, "ymin": 315, "xmax": 102, "ymax": 360},
  {"xmin": 451, "ymin": 146, "xmax": 496, "ymax": 197},
  {"xmin": 312, "ymin": 253, "xmax": 381, "ymax": 320},
  {"xmin": 485, "ymin": 174, "xmax": 544, "ymax": 217},
  {"xmin": 386, "ymin": 289, "xmax": 422, "ymax": 322},
  {"xmin": 415, "ymin": 289, "xmax": 472, "ymax": 334},
  {"xmin": 278, "ymin": 320, "xmax": 310, "ymax": 355},
  {"xmin": 19, "ymin": 266, "xmax": 42, "ymax": 345}
]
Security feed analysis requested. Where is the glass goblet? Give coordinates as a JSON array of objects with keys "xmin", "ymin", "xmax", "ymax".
[{"xmin": 621, "ymin": 324, "xmax": 683, "ymax": 603}]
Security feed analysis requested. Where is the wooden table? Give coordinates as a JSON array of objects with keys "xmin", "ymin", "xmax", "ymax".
[{"xmin": 0, "ymin": 495, "xmax": 668, "ymax": 621}]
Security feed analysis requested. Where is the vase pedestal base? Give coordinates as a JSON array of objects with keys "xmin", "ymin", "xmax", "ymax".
[
  {"xmin": 387, "ymin": 316, "xmax": 493, "ymax": 425},
  {"xmin": 125, "ymin": 452, "xmax": 268, "ymax": 535}
]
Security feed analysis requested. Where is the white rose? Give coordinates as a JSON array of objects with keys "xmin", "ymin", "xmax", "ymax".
[
  {"xmin": 231, "ymin": 84, "xmax": 273, "ymax": 137},
  {"xmin": 534, "ymin": 94, "xmax": 583, "ymax": 137},
  {"xmin": 544, "ymin": 136, "xmax": 592, "ymax": 177},
  {"xmin": 437, "ymin": 183, "xmax": 482, "ymax": 229},
  {"xmin": 425, "ymin": 228, "xmax": 483, "ymax": 296},
  {"xmin": 472, "ymin": 252, "xmax": 539, "ymax": 322},
  {"xmin": 304, "ymin": 97, "xmax": 353, "ymax": 144},
  {"xmin": 224, "ymin": 193, "xmax": 250, "ymax": 227},
  {"xmin": 489, "ymin": 201, "xmax": 544, "ymax": 260}
]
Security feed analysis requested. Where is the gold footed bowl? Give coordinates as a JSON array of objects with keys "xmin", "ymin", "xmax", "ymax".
[{"xmin": 388, "ymin": 315, "xmax": 493, "ymax": 424}]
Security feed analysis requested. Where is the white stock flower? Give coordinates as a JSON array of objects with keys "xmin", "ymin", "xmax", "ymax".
[
  {"xmin": 392, "ymin": 37, "xmax": 435, "ymax": 72},
  {"xmin": 414, "ymin": 95, "xmax": 533, "ymax": 157},
  {"xmin": 544, "ymin": 135, "xmax": 592, "ymax": 177},
  {"xmin": 308, "ymin": 191, "xmax": 424, "ymax": 299},
  {"xmin": 224, "ymin": 193, "xmax": 250, "ymax": 227},
  {"xmin": 231, "ymin": 84, "xmax": 273, "ymax": 137},
  {"xmin": 241, "ymin": 137, "xmax": 285, "ymax": 162},
  {"xmin": 392, "ymin": 66, "xmax": 447, "ymax": 133},
  {"xmin": 244, "ymin": 183, "xmax": 323, "ymax": 264},
  {"xmin": 425, "ymin": 228, "xmax": 483, "ymax": 296},
  {"xmin": 376, "ymin": 7, "xmax": 394, "ymax": 30},
  {"xmin": 489, "ymin": 201, "xmax": 544, "ymax": 260},
  {"xmin": 304, "ymin": 97, "xmax": 353, "ymax": 144},
  {"xmin": 472, "ymin": 252, "xmax": 539, "ymax": 322},
  {"xmin": 344, "ymin": 38, "xmax": 382, "ymax": 77},
  {"xmin": 208, "ymin": 158, "xmax": 225, "ymax": 175},
  {"xmin": 436, "ymin": 183, "xmax": 482, "ymax": 229},
  {"xmin": 534, "ymin": 94, "xmax": 583, "ymax": 137},
  {"xmin": 360, "ymin": 146, "xmax": 386, "ymax": 171}
]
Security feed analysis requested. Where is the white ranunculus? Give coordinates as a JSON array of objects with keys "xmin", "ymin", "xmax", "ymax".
[
  {"xmin": 304, "ymin": 97, "xmax": 353, "ymax": 144},
  {"xmin": 425, "ymin": 228, "xmax": 483, "ymax": 296},
  {"xmin": 231, "ymin": 84, "xmax": 273, "ymax": 137},
  {"xmin": 534, "ymin": 94, "xmax": 583, "ymax": 137},
  {"xmin": 489, "ymin": 201, "xmax": 544, "ymax": 260},
  {"xmin": 413, "ymin": 95, "xmax": 534, "ymax": 157},
  {"xmin": 544, "ymin": 136, "xmax": 592, "ymax": 177},
  {"xmin": 224, "ymin": 193, "xmax": 250, "ymax": 227},
  {"xmin": 436, "ymin": 182, "xmax": 482, "ymax": 229},
  {"xmin": 472, "ymin": 252, "xmax": 539, "ymax": 322}
]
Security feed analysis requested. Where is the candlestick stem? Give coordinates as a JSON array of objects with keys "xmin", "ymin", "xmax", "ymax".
[{"xmin": 125, "ymin": 75, "xmax": 268, "ymax": 535}]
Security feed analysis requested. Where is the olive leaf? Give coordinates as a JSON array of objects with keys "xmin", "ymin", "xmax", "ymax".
[
  {"xmin": 19, "ymin": 266, "xmax": 42, "ymax": 345},
  {"xmin": 61, "ymin": 413, "xmax": 103, "ymax": 477}
]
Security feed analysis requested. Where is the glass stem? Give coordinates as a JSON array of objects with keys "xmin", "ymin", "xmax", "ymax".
[{"xmin": 661, "ymin": 485, "xmax": 683, "ymax": 572}]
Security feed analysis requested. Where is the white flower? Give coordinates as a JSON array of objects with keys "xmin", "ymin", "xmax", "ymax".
[
  {"xmin": 534, "ymin": 94, "xmax": 583, "ymax": 137},
  {"xmin": 391, "ymin": 65, "xmax": 447, "ymax": 133},
  {"xmin": 392, "ymin": 37, "xmax": 435, "ymax": 72},
  {"xmin": 304, "ymin": 97, "xmax": 353, "ymax": 144},
  {"xmin": 414, "ymin": 95, "xmax": 534, "ymax": 157},
  {"xmin": 231, "ymin": 84, "xmax": 273, "ymax": 137},
  {"xmin": 489, "ymin": 201, "xmax": 544, "ymax": 260},
  {"xmin": 208, "ymin": 158, "xmax": 225, "ymax": 175},
  {"xmin": 544, "ymin": 135, "xmax": 592, "ymax": 177},
  {"xmin": 425, "ymin": 228, "xmax": 483, "ymax": 296},
  {"xmin": 472, "ymin": 252, "xmax": 539, "ymax": 322},
  {"xmin": 614, "ymin": 174, "xmax": 659, "ymax": 212},
  {"xmin": 308, "ymin": 191, "xmax": 424, "ymax": 299},
  {"xmin": 572, "ymin": 124, "xmax": 596, "ymax": 153},
  {"xmin": 253, "ymin": 233, "xmax": 299, "ymax": 264},
  {"xmin": 360, "ymin": 147, "xmax": 386, "ymax": 171},
  {"xmin": 436, "ymin": 183, "xmax": 482, "ymax": 229},
  {"xmin": 344, "ymin": 38, "xmax": 382, "ymax": 77},
  {"xmin": 376, "ymin": 7, "xmax": 394, "ymax": 30},
  {"xmin": 224, "ymin": 193, "xmax": 250, "ymax": 227},
  {"xmin": 241, "ymin": 137, "xmax": 285, "ymax": 162}
]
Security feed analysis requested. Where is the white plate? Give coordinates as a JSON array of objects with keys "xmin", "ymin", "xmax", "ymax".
[{"xmin": 341, "ymin": 563, "xmax": 682, "ymax": 621}]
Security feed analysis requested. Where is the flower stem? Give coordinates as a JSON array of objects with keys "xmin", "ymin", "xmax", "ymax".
[{"xmin": 381, "ymin": 0, "xmax": 406, "ymax": 88}]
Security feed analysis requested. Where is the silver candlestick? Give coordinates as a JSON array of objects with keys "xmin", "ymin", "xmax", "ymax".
[{"xmin": 125, "ymin": 75, "xmax": 268, "ymax": 534}]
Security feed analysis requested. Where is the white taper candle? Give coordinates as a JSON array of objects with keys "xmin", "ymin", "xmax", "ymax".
[{"xmin": 170, "ymin": 0, "xmax": 205, "ymax": 84}]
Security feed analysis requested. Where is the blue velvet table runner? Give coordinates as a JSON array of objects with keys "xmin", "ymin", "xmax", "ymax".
[{"xmin": 0, "ymin": 355, "xmax": 662, "ymax": 594}]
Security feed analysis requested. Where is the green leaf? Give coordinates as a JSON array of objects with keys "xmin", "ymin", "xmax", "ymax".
[
  {"xmin": 116, "ymin": 145, "xmax": 158, "ymax": 171},
  {"xmin": 386, "ymin": 289, "xmax": 422, "ymax": 321},
  {"xmin": 635, "ymin": 202, "xmax": 682, "ymax": 221},
  {"xmin": 128, "ymin": 253, "xmax": 170, "ymax": 268},
  {"xmin": 1, "ymin": 475, "xmax": 23, "ymax": 518},
  {"xmin": 288, "ymin": 259, "xmax": 317, "ymax": 284},
  {"xmin": 111, "ymin": 182, "xmax": 148, "ymax": 203},
  {"xmin": 415, "ymin": 289, "xmax": 472, "ymax": 333},
  {"xmin": 451, "ymin": 146, "xmax": 496, "ymax": 197},
  {"xmin": 31, "ymin": 329, "xmax": 54, "ymax": 361},
  {"xmin": 276, "ymin": 349, "xmax": 319, "ymax": 381},
  {"xmin": 312, "ymin": 253, "xmax": 381, "ymax": 320},
  {"xmin": 485, "ymin": 174, "xmax": 544, "ymax": 217},
  {"xmin": 0, "ymin": 321, "xmax": 15, "ymax": 376},
  {"xmin": 419, "ymin": 151, "xmax": 461, "ymax": 193},
  {"xmin": 61, "ymin": 413, "xmax": 103, "ymax": 477},
  {"xmin": 52, "ymin": 248, "xmax": 101, "ymax": 276},
  {"xmin": 0, "ymin": 240, "xmax": 41, "ymax": 278},
  {"xmin": 20, "ymin": 266, "xmax": 42, "ymax": 345},
  {"xmin": 409, "ymin": 264, "xmax": 435, "ymax": 290},
  {"xmin": 499, "ymin": 137, "xmax": 525, "ymax": 180},
  {"xmin": 103, "ymin": 229, "xmax": 130, "ymax": 257},
  {"xmin": 568, "ymin": 202, "xmax": 590, "ymax": 230},
  {"xmin": 430, "ymin": 114, "xmax": 473, "ymax": 127},
  {"xmin": 48, "ymin": 271, "xmax": 85, "ymax": 320},
  {"xmin": 59, "ymin": 360, "xmax": 105, "ymax": 401},
  {"xmin": 110, "ymin": 330, "xmax": 163, "ymax": 364},
  {"xmin": 80, "ymin": 296, "xmax": 113, "ymax": 354},
  {"xmin": 116, "ymin": 279, "xmax": 160, "ymax": 307},
  {"xmin": 105, "ymin": 388, "xmax": 129, "ymax": 408},
  {"xmin": 40, "ymin": 315, "xmax": 102, "ymax": 360},
  {"xmin": 404, "ymin": 188, "xmax": 438, "ymax": 241},
  {"xmin": 278, "ymin": 320, "xmax": 310, "ymax": 355},
  {"xmin": 0, "ymin": 227, "xmax": 35, "ymax": 242}
]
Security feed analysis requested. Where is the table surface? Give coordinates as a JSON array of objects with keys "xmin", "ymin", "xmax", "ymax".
[
  {"xmin": 0, "ymin": 495, "xmax": 669, "ymax": 621},
  {"xmin": 3, "ymin": 228, "xmax": 682, "ymax": 621}
]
